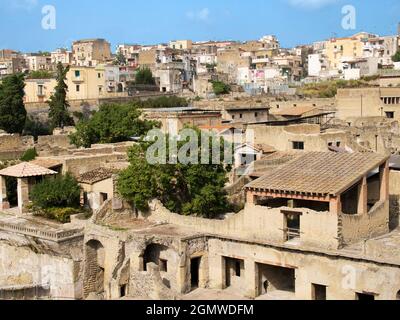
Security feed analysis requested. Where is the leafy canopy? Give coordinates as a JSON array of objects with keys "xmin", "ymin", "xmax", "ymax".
[
  {"xmin": 212, "ymin": 81, "xmax": 231, "ymax": 96},
  {"xmin": 117, "ymin": 127, "xmax": 232, "ymax": 218},
  {"xmin": 69, "ymin": 102, "xmax": 159, "ymax": 148},
  {"xmin": 48, "ymin": 62, "xmax": 74, "ymax": 129},
  {"xmin": 393, "ymin": 51, "xmax": 400, "ymax": 63},
  {"xmin": 30, "ymin": 173, "xmax": 81, "ymax": 209},
  {"xmin": 135, "ymin": 67, "xmax": 155, "ymax": 85},
  {"xmin": 0, "ymin": 73, "xmax": 27, "ymax": 134}
]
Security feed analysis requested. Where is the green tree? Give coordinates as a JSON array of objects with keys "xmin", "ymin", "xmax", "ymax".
[
  {"xmin": 69, "ymin": 102, "xmax": 159, "ymax": 148},
  {"xmin": 0, "ymin": 73, "xmax": 27, "ymax": 134},
  {"xmin": 393, "ymin": 51, "xmax": 400, "ymax": 62},
  {"xmin": 30, "ymin": 173, "xmax": 81, "ymax": 209},
  {"xmin": 135, "ymin": 67, "xmax": 155, "ymax": 85},
  {"xmin": 23, "ymin": 116, "xmax": 51, "ymax": 140},
  {"xmin": 212, "ymin": 81, "xmax": 231, "ymax": 95},
  {"xmin": 117, "ymin": 127, "xmax": 232, "ymax": 218},
  {"xmin": 30, "ymin": 174, "xmax": 82, "ymax": 223},
  {"xmin": 48, "ymin": 62, "xmax": 74, "ymax": 129},
  {"xmin": 114, "ymin": 51, "xmax": 127, "ymax": 65}
]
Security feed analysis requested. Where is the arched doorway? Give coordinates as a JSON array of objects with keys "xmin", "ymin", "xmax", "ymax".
[
  {"xmin": 397, "ymin": 290, "xmax": 400, "ymax": 300},
  {"xmin": 84, "ymin": 240, "xmax": 105, "ymax": 298}
]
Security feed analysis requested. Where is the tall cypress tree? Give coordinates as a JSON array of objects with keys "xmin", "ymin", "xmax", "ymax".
[
  {"xmin": 0, "ymin": 73, "xmax": 27, "ymax": 134},
  {"xmin": 48, "ymin": 62, "xmax": 74, "ymax": 129}
]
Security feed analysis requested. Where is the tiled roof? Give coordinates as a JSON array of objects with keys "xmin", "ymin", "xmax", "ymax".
[
  {"xmin": 0, "ymin": 162, "xmax": 57, "ymax": 178},
  {"xmin": 246, "ymin": 152, "xmax": 389, "ymax": 196},
  {"xmin": 77, "ymin": 167, "xmax": 115, "ymax": 185},
  {"xmin": 274, "ymin": 106, "xmax": 318, "ymax": 117}
]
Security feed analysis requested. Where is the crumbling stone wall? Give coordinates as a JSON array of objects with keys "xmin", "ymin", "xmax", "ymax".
[
  {"xmin": 83, "ymin": 240, "xmax": 105, "ymax": 298},
  {"xmin": 0, "ymin": 135, "xmax": 34, "ymax": 160}
]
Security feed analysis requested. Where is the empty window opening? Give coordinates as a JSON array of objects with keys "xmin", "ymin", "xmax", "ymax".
[
  {"xmin": 312, "ymin": 284, "xmax": 327, "ymax": 300},
  {"xmin": 396, "ymin": 290, "xmax": 400, "ymax": 300},
  {"xmin": 143, "ymin": 243, "xmax": 168, "ymax": 272},
  {"xmin": 385, "ymin": 112, "xmax": 394, "ymax": 119},
  {"xmin": 100, "ymin": 192, "xmax": 108, "ymax": 205},
  {"xmin": 240, "ymin": 153, "xmax": 257, "ymax": 166},
  {"xmin": 292, "ymin": 141, "xmax": 304, "ymax": 150},
  {"xmin": 258, "ymin": 197, "xmax": 329, "ymax": 212},
  {"xmin": 356, "ymin": 292, "xmax": 376, "ymax": 301},
  {"xmin": 224, "ymin": 257, "xmax": 244, "ymax": 288},
  {"xmin": 284, "ymin": 211, "xmax": 301, "ymax": 241},
  {"xmin": 190, "ymin": 257, "xmax": 201, "ymax": 290},
  {"xmin": 257, "ymin": 264, "xmax": 296, "ymax": 296}
]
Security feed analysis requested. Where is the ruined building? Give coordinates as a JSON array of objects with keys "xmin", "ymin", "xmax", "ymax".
[{"xmin": 1, "ymin": 151, "xmax": 400, "ymax": 300}]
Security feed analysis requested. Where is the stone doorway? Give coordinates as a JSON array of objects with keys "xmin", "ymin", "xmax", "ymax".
[{"xmin": 190, "ymin": 257, "xmax": 201, "ymax": 290}]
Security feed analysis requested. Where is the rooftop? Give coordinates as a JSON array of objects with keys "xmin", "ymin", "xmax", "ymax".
[
  {"xmin": 246, "ymin": 152, "xmax": 388, "ymax": 196},
  {"xmin": 77, "ymin": 167, "xmax": 115, "ymax": 185},
  {"xmin": 274, "ymin": 106, "xmax": 318, "ymax": 117},
  {"xmin": 0, "ymin": 162, "xmax": 57, "ymax": 178}
]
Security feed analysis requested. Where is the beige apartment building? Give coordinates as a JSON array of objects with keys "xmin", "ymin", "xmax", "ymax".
[
  {"xmin": 325, "ymin": 32, "xmax": 376, "ymax": 71},
  {"xmin": 51, "ymin": 48, "xmax": 73, "ymax": 65},
  {"xmin": 24, "ymin": 65, "xmax": 108, "ymax": 104},
  {"xmin": 72, "ymin": 39, "xmax": 112, "ymax": 67},
  {"xmin": 169, "ymin": 40, "xmax": 193, "ymax": 50}
]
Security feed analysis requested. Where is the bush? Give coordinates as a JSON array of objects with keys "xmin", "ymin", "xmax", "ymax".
[
  {"xmin": 212, "ymin": 81, "xmax": 231, "ymax": 95},
  {"xmin": 30, "ymin": 174, "xmax": 81, "ymax": 209},
  {"xmin": 20, "ymin": 148, "xmax": 37, "ymax": 161},
  {"xmin": 33, "ymin": 207, "xmax": 81, "ymax": 223},
  {"xmin": 135, "ymin": 96, "xmax": 188, "ymax": 109},
  {"xmin": 135, "ymin": 67, "xmax": 155, "ymax": 85}
]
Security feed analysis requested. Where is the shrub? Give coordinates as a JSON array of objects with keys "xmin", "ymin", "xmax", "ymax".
[
  {"xmin": 212, "ymin": 81, "xmax": 231, "ymax": 95},
  {"xmin": 30, "ymin": 174, "xmax": 81, "ymax": 209},
  {"xmin": 20, "ymin": 148, "xmax": 37, "ymax": 161},
  {"xmin": 33, "ymin": 207, "xmax": 81, "ymax": 223}
]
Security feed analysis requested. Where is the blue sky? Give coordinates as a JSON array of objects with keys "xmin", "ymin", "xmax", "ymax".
[{"xmin": 1, "ymin": 0, "xmax": 399, "ymax": 53}]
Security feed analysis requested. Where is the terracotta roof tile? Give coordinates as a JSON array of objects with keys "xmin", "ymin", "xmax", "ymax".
[
  {"xmin": 77, "ymin": 167, "xmax": 115, "ymax": 185},
  {"xmin": 0, "ymin": 162, "xmax": 57, "ymax": 178},
  {"xmin": 246, "ymin": 152, "xmax": 389, "ymax": 196}
]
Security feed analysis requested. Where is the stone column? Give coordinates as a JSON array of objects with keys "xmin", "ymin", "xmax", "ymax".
[
  {"xmin": 380, "ymin": 161, "xmax": 389, "ymax": 202},
  {"xmin": 330, "ymin": 196, "xmax": 342, "ymax": 214},
  {"xmin": 0, "ymin": 176, "xmax": 9, "ymax": 210},
  {"xmin": 244, "ymin": 259, "xmax": 259, "ymax": 299},
  {"xmin": 17, "ymin": 177, "xmax": 30, "ymax": 214},
  {"xmin": 358, "ymin": 176, "xmax": 368, "ymax": 214}
]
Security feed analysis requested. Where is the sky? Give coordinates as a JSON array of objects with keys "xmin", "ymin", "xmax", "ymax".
[{"xmin": 0, "ymin": 0, "xmax": 399, "ymax": 53}]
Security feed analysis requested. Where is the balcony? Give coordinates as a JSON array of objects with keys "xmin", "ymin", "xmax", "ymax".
[{"xmin": 71, "ymin": 74, "xmax": 85, "ymax": 83}]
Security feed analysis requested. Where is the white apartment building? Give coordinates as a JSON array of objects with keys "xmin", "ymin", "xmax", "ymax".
[{"xmin": 51, "ymin": 48, "xmax": 73, "ymax": 65}]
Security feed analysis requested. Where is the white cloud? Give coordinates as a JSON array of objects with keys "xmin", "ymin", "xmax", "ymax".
[
  {"xmin": 288, "ymin": 0, "xmax": 338, "ymax": 9},
  {"xmin": 4, "ymin": 0, "xmax": 38, "ymax": 11},
  {"xmin": 186, "ymin": 8, "xmax": 210, "ymax": 21}
]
